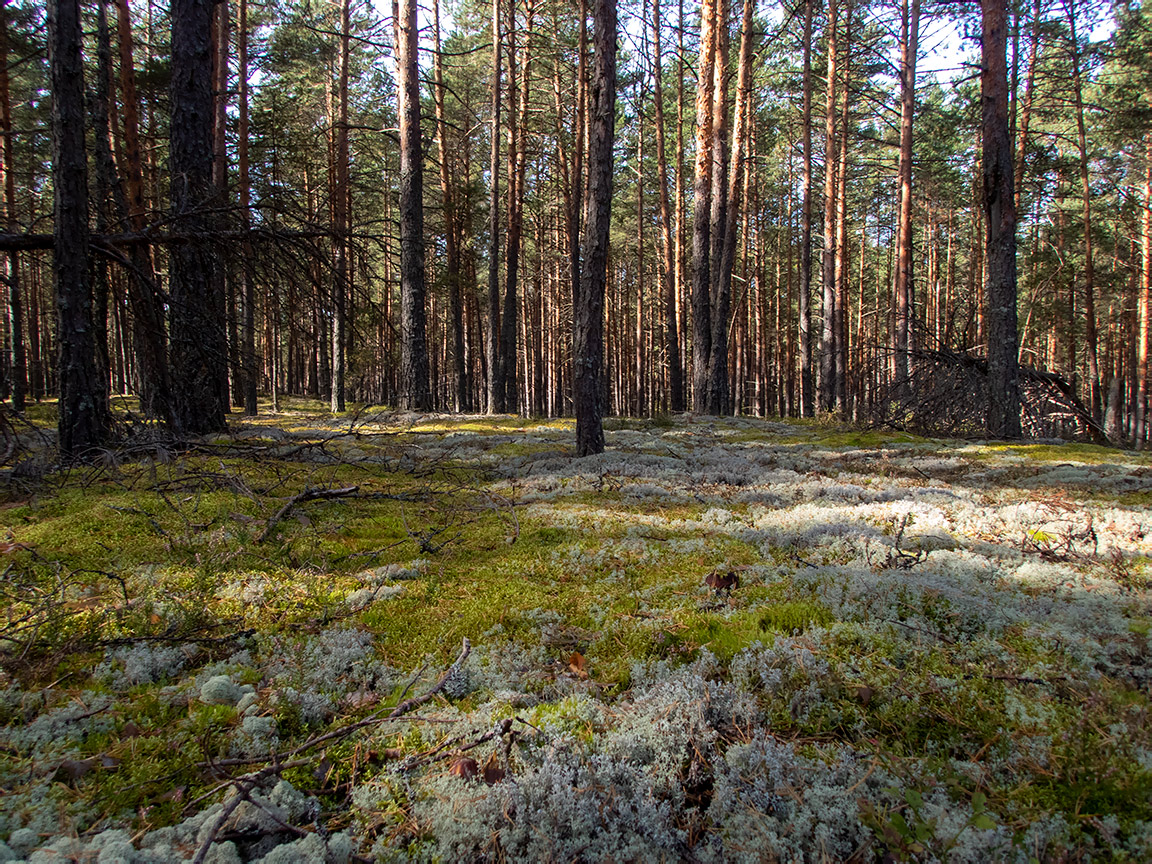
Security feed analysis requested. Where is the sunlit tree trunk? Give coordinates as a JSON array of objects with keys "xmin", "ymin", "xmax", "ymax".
[
  {"xmin": 819, "ymin": 0, "xmax": 838, "ymax": 414},
  {"xmin": 690, "ymin": 0, "xmax": 717, "ymax": 412},
  {"xmin": 798, "ymin": 0, "xmax": 814, "ymax": 417},
  {"xmin": 705, "ymin": 0, "xmax": 730, "ymax": 415},
  {"xmin": 486, "ymin": 0, "xmax": 503, "ymax": 413},
  {"xmin": 893, "ymin": 0, "xmax": 918, "ymax": 391},
  {"xmin": 238, "ymin": 0, "xmax": 256, "ymax": 415},
  {"xmin": 331, "ymin": 0, "xmax": 350, "ymax": 412}
]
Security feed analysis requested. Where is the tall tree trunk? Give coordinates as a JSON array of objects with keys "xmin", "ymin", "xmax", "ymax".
[
  {"xmin": 502, "ymin": 0, "xmax": 534, "ymax": 414},
  {"xmin": 690, "ymin": 0, "xmax": 718, "ymax": 412},
  {"xmin": 115, "ymin": 0, "xmax": 172, "ymax": 422},
  {"xmin": 1013, "ymin": 0, "xmax": 1040, "ymax": 213},
  {"xmin": 1066, "ymin": 0, "xmax": 1100, "ymax": 422},
  {"xmin": 397, "ymin": 0, "xmax": 431, "ymax": 410},
  {"xmin": 715, "ymin": 0, "xmax": 755, "ymax": 416},
  {"xmin": 212, "ymin": 0, "xmax": 236, "ymax": 409},
  {"xmin": 652, "ymin": 0, "xmax": 683, "ymax": 412},
  {"xmin": 893, "ymin": 0, "xmax": 918, "ymax": 390},
  {"xmin": 819, "ymin": 0, "xmax": 838, "ymax": 414},
  {"xmin": 49, "ymin": 0, "xmax": 110, "ymax": 455},
  {"xmin": 834, "ymin": 5, "xmax": 852, "ymax": 414},
  {"xmin": 433, "ymin": 0, "xmax": 468, "ymax": 412},
  {"xmin": 169, "ymin": 0, "xmax": 228, "ymax": 434},
  {"xmin": 486, "ymin": 0, "xmax": 503, "ymax": 413},
  {"xmin": 1, "ymin": 0, "xmax": 24, "ymax": 412},
  {"xmin": 331, "ymin": 0, "xmax": 350, "ymax": 412},
  {"xmin": 574, "ymin": 0, "xmax": 616, "ymax": 455},
  {"xmin": 982, "ymin": 0, "xmax": 1021, "ymax": 437},
  {"xmin": 238, "ymin": 0, "xmax": 256, "ymax": 414},
  {"xmin": 798, "ymin": 0, "xmax": 814, "ymax": 417},
  {"xmin": 1136, "ymin": 135, "xmax": 1151, "ymax": 449},
  {"xmin": 705, "ymin": 0, "xmax": 730, "ymax": 415}
]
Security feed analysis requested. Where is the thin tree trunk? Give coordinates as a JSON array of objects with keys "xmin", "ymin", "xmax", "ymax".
[
  {"xmin": 798, "ymin": 0, "xmax": 814, "ymax": 417},
  {"xmin": 396, "ymin": 0, "xmax": 431, "ymax": 410},
  {"xmin": 893, "ymin": 0, "xmax": 918, "ymax": 391},
  {"xmin": 705, "ymin": 0, "xmax": 730, "ymax": 414},
  {"xmin": 433, "ymin": 0, "xmax": 467, "ymax": 412},
  {"xmin": 819, "ymin": 0, "xmax": 838, "ymax": 414},
  {"xmin": 574, "ymin": 0, "xmax": 616, "ymax": 454},
  {"xmin": 49, "ymin": 0, "xmax": 110, "ymax": 454},
  {"xmin": 1, "ymin": 0, "xmax": 23, "ymax": 411},
  {"xmin": 238, "ymin": 0, "xmax": 256, "ymax": 414},
  {"xmin": 331, "ymin": 0, "xmax": 350, "ymax": 412},
  {"xmin": 1136, "ymin": 135, "xmax": 1151, "ymax": 448},
  {"xmin": 982, "ymin": 0, "xmax": 1021, "ymax": 437},
  {"xmin": 652, "ymin": 0, "xmax": 683, "ymax": 412},
  {"xmin": 486, "ymin": 0, "xmax": 503, "ymax": 413},
  {"xmin": 1013, "ymin": 0, "xmax": 1040, "ymax": 213},
  {"xmin": 1066, "ymin": 0, "xmax": 1100, "ymax": 422},
  {"xmin": 690, "ymin": 0, "xmax": 718, "ymax": 412}
]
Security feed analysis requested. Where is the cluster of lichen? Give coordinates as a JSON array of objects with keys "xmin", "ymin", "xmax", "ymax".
[{"xmin": 1, "ymin": 400, "xmax": 1150, "ymax": 861}]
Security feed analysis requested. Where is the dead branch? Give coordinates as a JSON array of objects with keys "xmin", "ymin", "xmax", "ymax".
[{"xmin": 257, "ymin": 485, "xmax": 359, "ymax": 543}]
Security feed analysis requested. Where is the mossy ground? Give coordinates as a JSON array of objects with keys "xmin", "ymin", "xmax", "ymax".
[{"xmin": 1, "ymin": 400, "xmax": 1151, "ymax": 861}]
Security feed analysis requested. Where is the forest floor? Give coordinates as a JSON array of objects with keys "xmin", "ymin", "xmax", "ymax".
[{"xmin": 1, "ymin": 400, "xmax": 1151, "ymax": 863}]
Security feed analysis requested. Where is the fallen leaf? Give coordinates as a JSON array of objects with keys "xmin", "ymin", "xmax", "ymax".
[
  {"xmin": 568, "ymin": 651, "xmax": 589, "ymax": 679},
  {"xmin": 856, "ymin": 685, "xmax": 874, "ymax": 707},
  {"xmin": 55, "ymin": 758, "xmax": 96, "ymax": 783},
  {"xmin": 121, "ymin": 721, "xmax": 142, "ymax": 738},
  {"xmin": 481, "ymin": 752, "xmax": 505, "ymax": 785},
  {"xmin": 705, "ymin": 571, "xmax": 740, "ymax": 592},
  {"xmin": 157, "ymin": 786, "xmax": 186, "ymax": 803},
  {"xmin": 449, "ymin": 756, "xmax": 479, "ymax": 781},
  {"xmin": 100, "ymin": 755, "xmax": 121, "ymax": 769}
]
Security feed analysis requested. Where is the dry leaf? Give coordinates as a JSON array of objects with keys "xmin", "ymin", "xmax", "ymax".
[
  {"xmin": 568, "ymin": 651, "xmax": 589, "ymax": 679},
  {"xmin": 157, "ymin": 786, "xmax": 186, "ymax": 803},
  {"xmin": 481, "ymin": 752, "xmax": 505, "ymax": 785},
  {"xmin": 121, "ymin": 721, "xmax": 142, "ymax": 738},
  {"xmin": 449, "ymin": 756, "xmax": 479, "ymax": 781},
  {"xmin": 856, "ymin": 685, "xmax": 874, "ymax": 707},
  {"xmin": 705, "ymin": 571, "xmax": 741, "ymax": 592}
]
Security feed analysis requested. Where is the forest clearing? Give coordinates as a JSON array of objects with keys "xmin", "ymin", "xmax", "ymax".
[{"xmin": 1, "ymin": 404, "xmax": 1151, "ymax": 862}]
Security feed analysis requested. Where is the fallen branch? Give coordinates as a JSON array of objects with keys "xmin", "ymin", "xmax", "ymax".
[{"xmin": 257, "ymin": 485, "xmax": 359, "ymax": 543}]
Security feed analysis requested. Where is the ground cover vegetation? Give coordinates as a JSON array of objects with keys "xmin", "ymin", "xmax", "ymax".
[{"xmin": 1, "ymin": 405, "xmax": 1151, "ymax": 861}]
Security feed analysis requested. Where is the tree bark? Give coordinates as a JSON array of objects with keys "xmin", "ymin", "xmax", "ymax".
[
  {"xmin": 169, "ymin": 0, "xmax": 228, "ymax": 434},
  {"xmin": 982, "ymin": 0, "xmax": 1021, "ymax": 438},
  {"xmin": 49, "ymin": 0, "xmax": 110, "ymax": 455},
  {"xmin": 1137, "ymin": 135, "xmax": 1151, "ymax": 448},
  {"xmin": 574, "ymin": 0, "xmax": 616, "ymax": 455},
  {"xmin": 690, "ymin": 0, "xmax": 717, "ymax": 412},
  {"xmin": 1013, "ymin": 0, "xmax": 1040, "ymax": 214},
  {"xmin": 397, "ymin": 0, "xmax": 431, "ymax": 411}
]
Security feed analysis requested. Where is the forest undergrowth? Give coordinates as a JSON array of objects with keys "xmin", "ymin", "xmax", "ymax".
[{"xmin": 1, "ymin": 400, "xmax": 1151, "ymax": 862}]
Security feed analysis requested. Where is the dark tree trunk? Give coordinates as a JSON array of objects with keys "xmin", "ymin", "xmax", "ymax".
[
  {"xmin": 397, "ymin": 0, "xmax": 430, "ymax": 410},
  {"xmin": 116, "ymin": 0, "xmax": 172, "ymax": 423},
  {"xmin": 169, "ymin": 0, "xmax": 228, "ymax": 434},
  {"xmin": 238, "ymin": 0, "xmax": 257, "ymax": 415},
  {"xmin": 49, "ymin": 0, "xmax": 110, "ymax": 455},
  {"xmin": 982, "ymin": 0, "xmax": 1021, "ymax": 437},
  {"xmin": 1, "ymin": 0, "xmax": 24, "ymax": 412},
  {"xmin": 574, "ymin": 0, "xmax": 616, "ymax": 456},
  {"xmin": 705, "ymin": 0, "xmax": 730, "ymax": 415}
]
